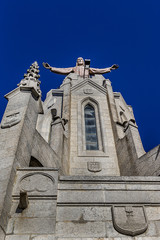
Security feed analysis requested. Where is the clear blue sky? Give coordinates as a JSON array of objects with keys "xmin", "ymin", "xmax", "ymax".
[{"xmin": 0, "ymin": 0, "xmax": 160, "ymax": 152}]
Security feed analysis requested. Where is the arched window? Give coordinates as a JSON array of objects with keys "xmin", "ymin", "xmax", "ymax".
[{"xmin": 84, "ymin": 104, "xmax": 99, "ymax": 150}]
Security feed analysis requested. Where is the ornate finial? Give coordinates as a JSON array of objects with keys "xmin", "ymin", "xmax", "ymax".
[
  {"xmin": 18, "ymin": 61, "xmax": 41, "ymax": 96},
  {"xmin": 24, "ymin": 61, "xmax": 40, "ymax": 80}
]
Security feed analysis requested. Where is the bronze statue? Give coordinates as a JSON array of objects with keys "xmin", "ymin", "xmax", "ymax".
[{"xmin": 43, "ymin": 57, "xmax": 118, "ymax": 78}]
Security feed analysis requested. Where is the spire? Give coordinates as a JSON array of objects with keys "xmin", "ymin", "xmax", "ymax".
[
  {"xmin": 18, "ymin": 61, "xmax": 41, "ymax": 97},
  {"xmin": 24, "ymin": 61, "xmax": 40, "ymax": 80}
]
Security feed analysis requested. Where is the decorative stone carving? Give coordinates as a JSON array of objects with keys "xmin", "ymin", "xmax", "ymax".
[
  {"xmin": 20, "ymin": 172, "xmax": 55, "ymax": 193},
  {"xmin": 1, "ymin": 112, "xmax": 21, "ymax": 128},
  {"xmin": 51, "ymin": 108, "xmax": 68, "ymax": 128},
  {"xmin": 123, "ymin": 119, "xmax": 136, "ymax": 132},
  {"xmin": 18, "ymin": 61, "xmax": 42, "ymax": 97},
  {"xmin": 83, "ymin": 88, "xmax": 93, "ymax": 94},
  {"xmin": 87, "ymin": 162, "xmax": 102, "ymax": 172},
  {"xmin": 112, "ymin": 205, "xmax": 148, "ymax": 236}
]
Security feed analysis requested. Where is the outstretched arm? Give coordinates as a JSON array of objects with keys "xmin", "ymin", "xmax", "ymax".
[
  {"xmin": 43, "ymin": 62, "xmax": 74, "ymax": 75},
  {"xmin": 89, "ymin": 64, "xmax": 119, "ymax": 75}
]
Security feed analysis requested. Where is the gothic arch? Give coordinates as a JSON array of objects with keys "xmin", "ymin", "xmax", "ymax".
[
  {"xmin": 81, "ymin": 96, "xmax": 99, "ymax": 107},
  {"xmin": 84, "ymin": 104, "xmax": 99, "ymax": 150},
  {"xmin": 80, "ymin": 97, "xmax": 104, "ymax": 152}
]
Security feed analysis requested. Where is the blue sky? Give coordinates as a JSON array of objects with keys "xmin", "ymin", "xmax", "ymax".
[{"xmin": 0, "ymin": 0, "xmax": 160, "ymax": 152}]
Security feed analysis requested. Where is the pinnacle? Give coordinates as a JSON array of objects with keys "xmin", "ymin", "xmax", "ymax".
[
  {"xmin": 32, "ymin": 61, "xmax": 39, "ymax": 68},
  {"xmin": 18, "ymin": 61, "xmax": 41, "ymax": 96},
  {"xmin": 23, "ymin": 61, "xmax": 40, "ymax": 80}
]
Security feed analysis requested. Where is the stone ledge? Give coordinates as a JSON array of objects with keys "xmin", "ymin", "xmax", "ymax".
[
  {"xmin": 59, "ymin": 176, "xmax": 160, "ymax": 183},
  {"xmin": 17, "ymin": 168, "xmax": 59, "ymax": 171}
]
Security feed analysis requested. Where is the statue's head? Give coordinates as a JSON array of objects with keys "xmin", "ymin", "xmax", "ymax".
[{"xmin": 76, "ymin": 57, "xmax": 84, "ymax": 66}]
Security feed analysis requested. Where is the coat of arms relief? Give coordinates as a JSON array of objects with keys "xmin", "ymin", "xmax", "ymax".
[
  {"xmin": 1, "ymin": 111, "xmax": 21, "ymax": 128},
  {"xmin": 112, "ymin": 205, "xmax": 148, "ymax": 236}
]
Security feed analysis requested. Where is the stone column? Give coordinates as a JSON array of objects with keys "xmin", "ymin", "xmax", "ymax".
[
  {"xmin": 0, "ymin": 62, "xmax": 42, "ymax": 235},
  {"xmin": 60, "ymin": 76, "xmax": 71, "ymax": 174},
  {"xmin": 61, "ymin": 77, "xmax": 71, "ymax": 121},
  {"xmin": 117, "ymin": 121, "xmax": 146, "ymax": 176},
  {"xmin": 105, "ymin": 79, "xmax": 120, "ymax": 142},
  {"xmin": 124, "ymin": 121, "xmax": 145, "ymax": 159},
  {"xmin": 50, "ymin": 113, "xmax": 65, "ymax": 168}
]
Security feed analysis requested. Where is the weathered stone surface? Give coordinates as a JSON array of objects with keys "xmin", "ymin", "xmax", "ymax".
[
  {"xmin": 58, "ymin": 190, "xmax": 105, "ymax": 203},
  {"xmin": 144, "ymin": 221, "xmax": 157, "ymax": 237},
  {"xmin": 135, "ymin": 238, "xmax": 160, "ymax": 240},
  {"xmin": 5, "ymin": 236, "xmax": 30, "ymax": 240},
  {"xmin": 0, "ymin": 227, "xmax": 5, "ymax": 240},
  {"xmin": 105, "ymin": 221, "xmax": 127, "ymax": 237},
  {"xmin": 1, "ymin": 61, "xmax": 160, "ymax": 239},
  {"xmin": 146, "ymin": 207, "xmax": 160, "ymax": 221},
  {"xmin": 31, "ymin": 236, "xmax": 55, "ymax": 240},
  {"xmin": 12, "ymin": 168, "xmax": 58, "ymax": 196},
  {"xmin": 56, "ymin": 222, "xmax": 106, "ymax": 237},
  {"xmin": 57, "ymin": 238, "xmax": 133, "ymax": 240},
  {"xmin": 10, "ymin": 200, "xmax": 57, "ymax": 218},
  {"xmin": 13, "ymin": 218, "xmax": 55, "ymax": 234},
  {"xmin": 135, "ymin": 145, "xmax": 160, "ymax": 176},
  {"xmin": 57, "ymin": 206, "xmax": 112, "ymax": 221},
  {"xmin": 31, "ymin": 130, "xmax": 59, "ymax": 169}
]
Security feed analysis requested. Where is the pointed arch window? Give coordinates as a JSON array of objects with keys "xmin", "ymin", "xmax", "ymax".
[{"xmin": 84, "ymin": 104, "xmax": 99, "ymax": 150}]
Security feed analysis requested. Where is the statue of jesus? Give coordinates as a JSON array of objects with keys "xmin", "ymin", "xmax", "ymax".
[{"xmin": 43, "ymin": 57, "xmax": 118, "ymax": 78}]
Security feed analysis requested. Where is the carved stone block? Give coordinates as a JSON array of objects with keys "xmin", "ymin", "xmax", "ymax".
[
  {"xmin": 1, "ymin": 111, "xmax": 21, "ymax": 128},
  {"xmin": 87, "ymin": 162, "xmax": 102, "ymax": 172},
  {"xmin": 12, "ymin": 168, "xmax": 58, "ymax": 198},
  {"xmin": 112, "ymin": 205, "xmax": 148, "ymax": 236},
  {"xmin": 83, "ymin": 88, "xmax": 93, "ymax": 94}
]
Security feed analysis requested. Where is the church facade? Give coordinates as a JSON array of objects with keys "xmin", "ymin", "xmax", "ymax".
[{"xmin": 0, "ymin": 59, "xmax": 160, "ymax": 240}]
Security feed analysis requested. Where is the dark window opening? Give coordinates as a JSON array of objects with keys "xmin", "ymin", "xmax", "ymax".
[
  {"xmin": 29, "ymin": 156, "xmax": 43, "ymax": 167},
  {"xmin": 84, "ymin": 104, "xmax": 98, "ymax": 150}
]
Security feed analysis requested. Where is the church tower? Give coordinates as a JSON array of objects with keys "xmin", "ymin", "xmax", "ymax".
[{"xmin": 0, "ymin": 58, "xmax": 160, "ymax": 239}]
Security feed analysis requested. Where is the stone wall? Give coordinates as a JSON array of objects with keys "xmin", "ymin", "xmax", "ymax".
[
  {"xmin": 135, "ymin": 145, "xmax": 160, "ymax": 176},
  {"xmin": 69, "ymin": 78, "xmax": 120, "ymax": 176},
  {"xmin": 56, "ymin": 176, "xmax": 160, "ymax": 239},
  {"xmin": 0, "ymin": 88, "xmax": 41, "ymax": 234},
  {"xmin": 4, "ymin": 175, "xmax": 160, "ymax": 239},
  {"xmin": 31, "ymin": 130, "xmax": 60, "ymax": 169},
  {"xmin": 6, "ymin": 168, "xmax": 58, "ymax": 237},
  {"xmin": 1, "ymin": 69, "xmax": 160, "ymax": 240}
]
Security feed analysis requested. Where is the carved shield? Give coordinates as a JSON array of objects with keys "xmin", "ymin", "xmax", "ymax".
[
  {"xmin": 83, "ymin": 88, "xmax": 93, "ymax": 94},
  {"xmin": 112, "ymin": 206, "xmax": 148, "ymax": 236},
  {"xmin": 87, "ymin": 162, "xmax": 102, "ymax": 172},
  {"xmin": 1, "ymin": 112, "xmax": 21, "ymax": 128}
]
